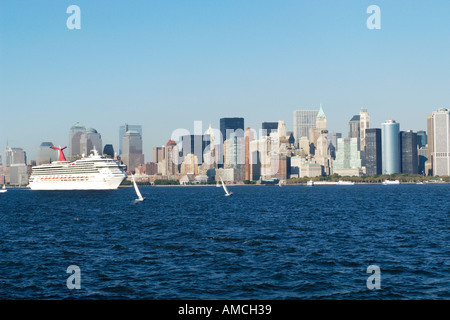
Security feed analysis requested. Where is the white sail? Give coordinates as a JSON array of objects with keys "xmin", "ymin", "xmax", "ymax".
[
  {"xmin": 0, "ymin": 184, "xmax": 6, "ymax": 193},
  {"xmin": 220, "ymin": 176, "xmax": 232, "ymax": 196},
  {"xmin": 132, "ymin": 174, "xmax": 144, "ymax": 201}
]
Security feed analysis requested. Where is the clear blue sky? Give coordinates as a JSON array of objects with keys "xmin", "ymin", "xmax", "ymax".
[{"xmin": 1, "ymin": 0, "xmax": 449, "ymax": 161}]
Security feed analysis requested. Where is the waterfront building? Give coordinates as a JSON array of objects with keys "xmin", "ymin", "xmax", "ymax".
[
  {"xmin": 121, "ymin": 129, "xmax": 144, "ymax": 173},
  {"xmin": 164, "ymin": 139, "xmax": 179, "ymax": 178},
  {"xmin": 382, "ymin": 120, "xmax": 401, "ymax": 174},
  {"xmin": 37, "ymin": 142, "xmax": 57, "ymax": 165},
  {"xmin": 245, "ymin": 127, "xmax": 254, "ymax": 181},
  {"xmin": 103, "ymin": 144, "xmax": 115, "ymax": 158},
  {"xmin": 418, "ymin": 147, "xmax": 428, "ymax": 175},
  {"xmin": 364, "ymin": 128, "xmax": 382, "ymax": 176},
  {"xmin": 69, "ymin": 122, "xmax": 86, "ymax": 157},
  {"xmin": 119, "ymin": 124, "xmax": 142, "ymax": 155},
  {"xmin": 333, "ymin": 137, "xmax": 362, "ymax": 176},
  {"xmin": 425, "ymin": 114, "xmax": 434, "ymax": 175},
  {"xmin": 80, "ymin": 128, "xmax": 102, "ymax": 156},
  {"xmin": 431, "ymin": 108, "xmax": 450, "ymax": 176},
  {"xmin": 293, "ymin": 110, "xmax": 319, "ymax": 147},
  {"xmin": 400, "ymin": 131, "xmax": 418, "ymax": 174}
]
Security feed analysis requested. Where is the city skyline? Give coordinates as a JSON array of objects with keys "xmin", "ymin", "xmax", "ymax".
[{"xmin": 1, "ymin": 1, "xmax": 450, "ymax": 160}]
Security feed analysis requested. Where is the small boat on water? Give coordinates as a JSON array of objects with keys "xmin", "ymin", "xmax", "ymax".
[
  {"xmin": 131, "ymin": 174, "xmax": 145, "ymax": 202},
  {"xmin": 0, "ymin": 184, "xmax": 7, "ymax": 193},
  {"xmin": 336, "ymin": 180, "xmax": 355, "ymax": 185},
  {"xmin": 382, "ymin": 179, "xmax": 400, "ymax": 185},
  {"xmin": 306, "ymin": 179, "xmax": 314, "ymax": 187},
  {"xmin": 220, "ymin": 176, "xmax": 232, "ymax": 196}
]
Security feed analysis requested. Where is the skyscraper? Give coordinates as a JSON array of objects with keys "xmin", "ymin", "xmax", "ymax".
[
  {"xmin": 121, "ymin": 130, "xmax": 144, "ymax": 173},
  {"xmin": 364, "ymin": 128, "xmax": 382, "ymax": 176},
  {"xmin": 416, "ymin": 131, "xmax": 427, "ymax": 149},
  {"xmin": 293, "ymin": 110, "xmax": 319, "ymax": 147},
  {"xmin": 333, "ymin": 137, "xmax": 362, "ymax": 176},
  {"xmin": 382, "ymin": 120, "xmax": 401, "ymax": 174},
  {"xmin": 400, "ymin": 131, "xmax": 418, "ymax": 174},
  {"xmin": 220, "ymin": 117, "xmax": 244, "ymax": 143},
  {"xmin": 425, "ymin": 114, "xmax": 434, "ymax": 175},
  {"xmin": 261, "ymin": 122, "xmax": 278, "ymax": 136},
  {"xmin": 69, "ymin": 122, "xmax": 86, "ymax": 157},
  {"xmin": 37, "ymin": 142, "xmax": 58, "ymax": 165},
  {"xmin": 103, "ymin": 144, "xmax": 115, "ymax": 158},
  {"xmin": 359, "ymin": 109, "xmax": 370, "ymax": 151},
  {"xmin": 80, "ymin": 128, "xmax": 102, "ymax": 155},
  {"xmin": 181, "ymin": 134, "xmax": 210, "ymax": 165},
  {"xmin": 432, "ymin": 108, "xmax": 450, "ymax": 176},
  {"xmin": 119, "ymin": 124, "xmax": 143, "ymax": 155},
  {"xmin": 348, "ymin": 115, "xmax": 360, "ymax": 139}
]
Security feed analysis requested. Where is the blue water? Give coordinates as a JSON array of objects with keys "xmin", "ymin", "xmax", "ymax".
[{"xmin": 0, "ymin": 184, "xmax": 448, "ymax": 299}]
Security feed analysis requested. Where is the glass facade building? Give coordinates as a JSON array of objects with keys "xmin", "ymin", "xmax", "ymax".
[
  {"xmin": 381, "ymin": 120, "xmax": 401, "ymax": 174},
  {"xmin": 364, "ymin": 128, "xmax": 382, "ymax": 176},
  {"xmin": 293, "ymin": 110, "xmax": 318, "ymax": 146},
  {"xmin": 400, "ymin": 131, "xmax": 418, "ymax": 174}
]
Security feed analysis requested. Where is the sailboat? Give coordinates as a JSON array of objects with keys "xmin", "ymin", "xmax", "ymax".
[
  {"xmin": 131, "ymin": 174, "xmax": 145, "ymax": 202},
  {"xmin": 0, "ymin": 184, "xmax": 7, "ymax": 193},
  {"xmin": 220, "ymin": 176, "xmax": 232, "ymax": 196}
]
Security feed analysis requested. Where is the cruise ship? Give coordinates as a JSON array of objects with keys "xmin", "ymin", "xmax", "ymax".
[{"xmin": 28, "ymin": 146, "xmax": 127, "ymax": 190}]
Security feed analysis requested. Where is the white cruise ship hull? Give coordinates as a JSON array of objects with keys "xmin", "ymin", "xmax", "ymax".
[
  {"xmin": 28, "ymin": 175, "xmax": 125, "ymax": 190},
  {"xmin": 28, "ymin": 149, "xmax": 127, "ymax": 191}
]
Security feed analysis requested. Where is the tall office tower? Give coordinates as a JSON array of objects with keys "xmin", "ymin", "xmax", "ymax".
[
  {"xmin": 103, "ymin": 144, "xmax": 115, "ymax": 158},
  {"xmin": 119, "ymin": 124, "xmax": 143, "ymax": 155},
  {"xmin": 348, "ymin": 115, "xmax": 360, "ymax": 139},
  {"xmin": 364, "ymin": 128, "xmax": 382, "ymax": 176},
  {"xmin": 432, "ymin": 108, "xmax": 450, "ymax": 176},
  {"xmin": 416, "ymin": 130, "xmax": 427, "ymax": 149},
  {"xmin": 219, "ymin": 117, "xmax": 244, "ymax": 168},
  {"xmin": 153, "ymin": 146, "xmax": 165, "ymax": 163},
  {"xmin": 333, "ymin": 138, "xmax": 362, "ymax": 176},
  {"xmin": 418, "ymin": 147, "xmax": 428, "ymax": 175},
  {"xmin": 4, "ymin": 147, "xmax": 27, "ymax": 165},
  {"xmin": 121, "ymin": 130, "xmax": 144, "ymax": 173},
  {"xmin": 245, "ymin": 127, "xmax": 254, "ymax": 180},
  {"xmin": 293, "ymin": 110, "xmax": 319, "ymax": 147},
  {"xmin": 220, "ymin": 117, "xmax": 244, "ymax": 143},
  {"xmin": 69, "ymin": 122, "xmax": 86, "ymax": 157},
  {"xmin": 277, "ymin": 120, "xmax": 287, "ymax": 139},
  {"xmin": 309, "ymin": 105, "xmax": 327, "ymax": 151},
  {"xmin": 327, "ymin": 132, "xmax": 342, "ymax": 159},
  {"xmin": 181, "ymin": 135, "xmax": 210, "ymax": 166},
  {"xmin": 315, "ymin": 133, "xmax": 332, "ymax": 175},
  {"xmin": 359, "ymin": 109, "xmax": 370, "ymax": 151},
  {"xmin": 262, "ymin": 122, "xmax": 278, "ymax": 136},
  {"xmin": 382, "ymin": 120, "xmax": 401, "ymax": 174},
  {"xmin": 164, "ymin": 139, "xmax": 179, "ymax": 177},
  {"xmin": 37, "ymin": 142, "xmax": 58, "ymax": 165},
  {"xmin": 80, "ymin": 128, "xmax": 102, "ymax": 155},
  {"xmin": 425, "ymin": 114, "xmax": 434, "ymax": 175},
  {"xmin": 400, "ymin": 131, "xmax": 418, "ymax": 174}
]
